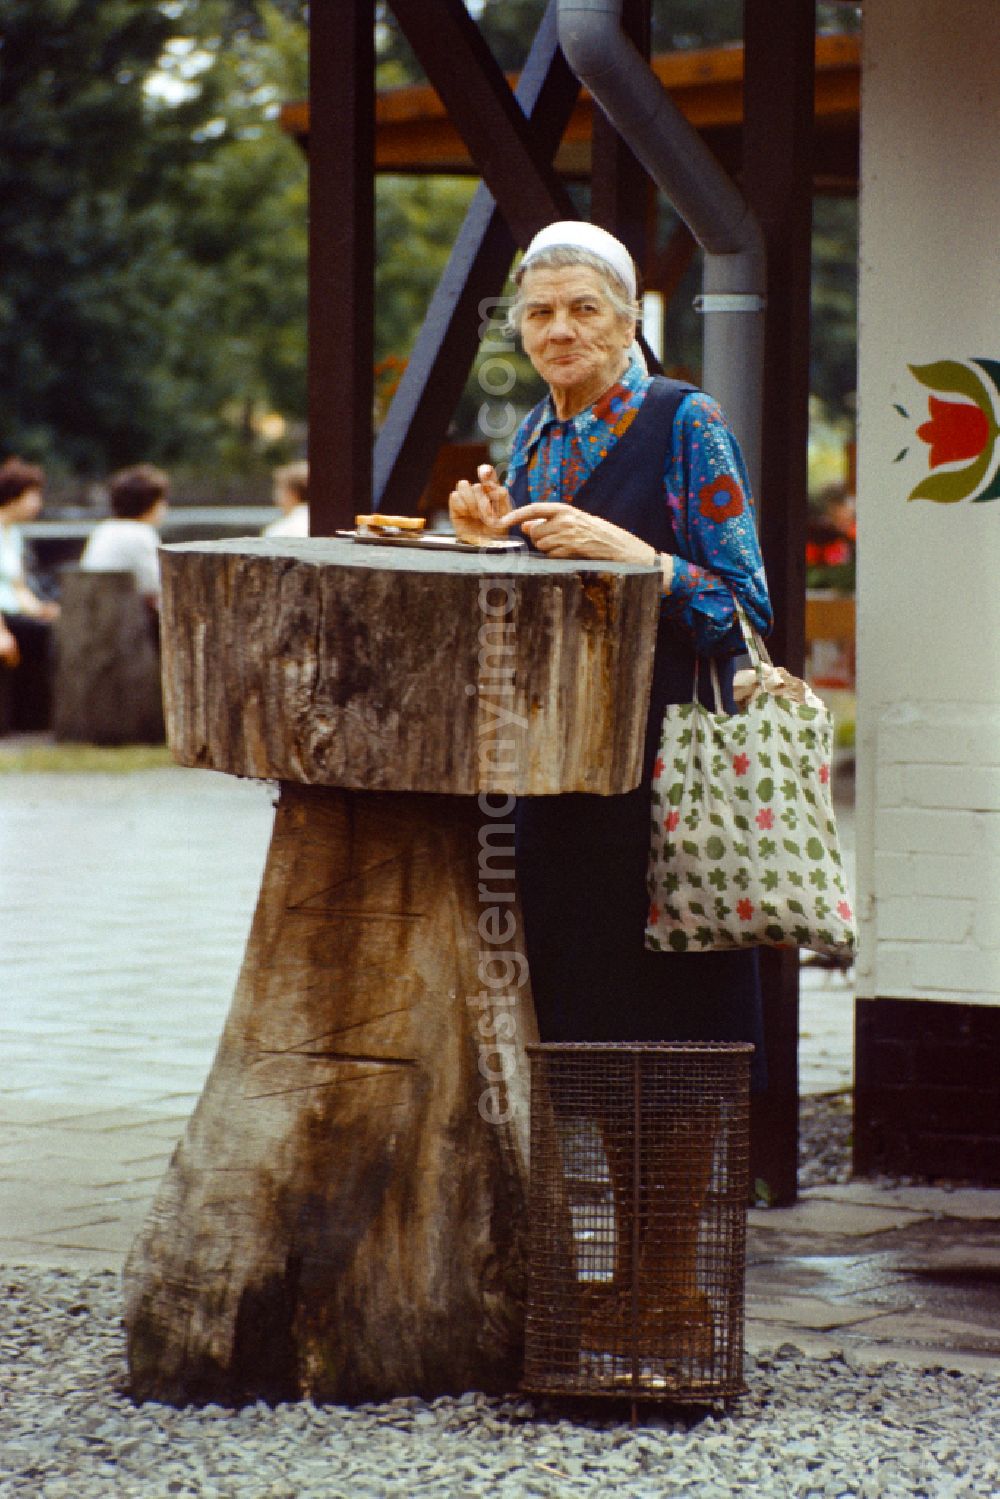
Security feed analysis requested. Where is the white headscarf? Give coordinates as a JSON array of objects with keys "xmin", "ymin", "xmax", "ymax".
[{"xmin": 519, "ymin": 220, "xmax": 638, "ymax": 301}]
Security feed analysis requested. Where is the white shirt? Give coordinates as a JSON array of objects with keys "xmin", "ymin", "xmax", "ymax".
[
  {"xmin": 262, "ymin": 504, "xmax": 309, "ymax": 538},
  {"xmin": 80, "ymin": 520, "xmax": 161, "ymax": 598},
  {"xmin": 0, "ymin": 523, "xmax": 26, "ymax": 614}
]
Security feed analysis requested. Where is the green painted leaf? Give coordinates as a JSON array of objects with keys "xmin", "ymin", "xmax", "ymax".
[
  {"xmin": 909, "ymin": 358, "xmax": 992, "ymax": 410},
  {"xmin": 788, "ymin": 899, "xmax": 805, "ymax": 915},
  {"xmin": 682, "ymin": 839, "xmax": 699, "ymax": 858},
  {"xmin": 667, "ymin": 782, "xmax": 684, "ymax": 805},
  {"xmin": 806, "ymin": 836, "xmax": 825, "ymax": 860},
  {"xmin": 783, "ymin": 838, "xmax": 801, "ymax": 858},
  {"xmin": 733, "ymin": 813, "xmax": 750, "ymax": 832},
  {"xmin": 757, "ymin": 776, "xmax": 774, "ymax": 802},
  {"xmin": 908, "ymin": 452, "xmax": 991, "ymax": 504},
  {"xmin": 705, "ymin": 835, "xmax": 726, "ymax": 859},
  {"xmin": 668, "ymin": 930, "xmax": 689, "ymax": 952}
]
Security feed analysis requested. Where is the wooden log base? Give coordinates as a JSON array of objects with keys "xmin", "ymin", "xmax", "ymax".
[{"xmin": 124, "ymin": 782, "xmax": 536, "ymax": 1405}]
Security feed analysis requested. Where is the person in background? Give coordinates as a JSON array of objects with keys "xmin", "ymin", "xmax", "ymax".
[
  {"xmin": 80, "ymin": 464, "xmax": 169, "ymax": 610},
  {"xmin": 263, "ymin": 460, "xmax": 309, "ymax": 538},
  {"xmin": 0, "ymin": 456, "xmax": 60, "ymax": 730}
]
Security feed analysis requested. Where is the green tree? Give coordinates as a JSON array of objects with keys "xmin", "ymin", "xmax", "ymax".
[{"xmin": 0, "ymin": 0, "xmax": 308, "ymax": 481}]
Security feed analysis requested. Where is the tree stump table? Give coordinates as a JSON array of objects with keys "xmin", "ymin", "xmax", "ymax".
[{"xmin": 123, "ymin": 536, "xmax": 660, "ymax": 1405}]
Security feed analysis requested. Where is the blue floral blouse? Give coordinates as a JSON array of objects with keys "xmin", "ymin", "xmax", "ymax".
[{"xmin": 505, "ymin": 354, "xmax": 772, "ymax": 655}]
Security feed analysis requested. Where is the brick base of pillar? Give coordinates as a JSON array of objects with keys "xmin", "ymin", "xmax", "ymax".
[{"xmin": 854, "ymin": 998, "xmax": 1000, "ymax": 1184}]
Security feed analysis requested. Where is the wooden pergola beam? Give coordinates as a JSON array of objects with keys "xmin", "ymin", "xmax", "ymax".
[{"xmin": 280, "ymin": 34, "xmax": 859, "ymax": 193}]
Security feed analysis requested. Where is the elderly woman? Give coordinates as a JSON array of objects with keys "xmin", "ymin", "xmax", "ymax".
[
  {"xmin": 451, "ymin": 219, "xmax": 772, "ymax": 1069},
  {"xmin": 450, "ymin": 220, "xmax": 773, "ymax": 1354}
]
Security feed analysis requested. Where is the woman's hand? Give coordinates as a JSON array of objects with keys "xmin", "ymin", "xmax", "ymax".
[
  {"xmin": 499, "ymin": 501, "xmax": 657, "ymax": 565},
  {"xmin": 448, "ymin": 464, "xmax": 512, "ymax": 544}
]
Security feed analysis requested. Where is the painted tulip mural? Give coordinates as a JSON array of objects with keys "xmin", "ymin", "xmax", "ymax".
[{"xmin": 894, "ymin": 358, "xmax": 1000, "ymax": 503}]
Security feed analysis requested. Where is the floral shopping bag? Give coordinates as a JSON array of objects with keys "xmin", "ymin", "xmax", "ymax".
[{"xmin": 645, "ymin": 610, "xmax": 857, "ymax": 959}]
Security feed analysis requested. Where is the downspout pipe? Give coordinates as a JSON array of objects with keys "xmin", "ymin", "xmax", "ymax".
[{"xmin": 556, "ymin": 0, "xmax": 766, "ymax": 490}]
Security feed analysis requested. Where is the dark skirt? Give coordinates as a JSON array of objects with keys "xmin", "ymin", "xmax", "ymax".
[{"xmin": 515, "ymin": 784, "xmax": 767, "ymax": 1091}]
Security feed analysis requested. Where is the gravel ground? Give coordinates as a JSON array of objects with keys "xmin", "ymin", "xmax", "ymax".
[
  {"xmin": 799, "ymin": 1090, "xmax": 852, "ymax": 1191},
  {"xmin": 4, "ymin": 1098, "xmax": 998, "ymax": 1498},
  {"xmin": 3, "ymin": 1260, "xmax": 1000, "ymax": 1498}
]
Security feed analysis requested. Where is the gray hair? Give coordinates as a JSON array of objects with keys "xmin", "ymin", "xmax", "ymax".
[{"xmin": 505, "ymin": 246, "xmax": 641, "ymax": 338}]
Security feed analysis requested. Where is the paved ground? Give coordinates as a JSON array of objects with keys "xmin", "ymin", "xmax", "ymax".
[{"xmin": 2, "ymin": 758, "xmax": 998, "ymax": 1377}]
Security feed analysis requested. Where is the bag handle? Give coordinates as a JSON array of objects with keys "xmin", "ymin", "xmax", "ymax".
[
  {"xmin": 693, "ymin": 601, "xmax": 769, "ymax": 712},
  {"xmin": 734, "ymin": 601, "xmax": 774, "ymax": 680},
  {"xmin": 692, "ymin": 654, "xmax": 725, "ymax": 712}
]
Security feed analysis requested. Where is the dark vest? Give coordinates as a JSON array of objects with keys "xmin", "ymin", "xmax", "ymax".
[
  {"xmin": 509, "ymin": 375, "xmax": 737, "ymax": 784},
  {"xmin": 510, "ymin": 377, "xmax": 765, "ymax": 1079}
]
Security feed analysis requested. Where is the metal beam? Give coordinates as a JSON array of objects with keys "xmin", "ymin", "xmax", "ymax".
[
  {"xmin": 308, "ymin": 0, "xmax": 374, "ymax": 535},
  {"xmin": 742, "ymin": 0, "xmax": 817, "ymax": 1207},
  {"xmin": 373, "ymin": 3, "xmax": 579, "ymax": 516},
  {"xmin": 388, "ymin": 0, "xmax": 576, "ymax": 245}
]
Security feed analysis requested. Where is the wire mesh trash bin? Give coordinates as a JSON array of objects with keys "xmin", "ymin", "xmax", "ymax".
[{"xmin": 523, "ymin": 1042, "xmax": 752, "ymax": 1406}]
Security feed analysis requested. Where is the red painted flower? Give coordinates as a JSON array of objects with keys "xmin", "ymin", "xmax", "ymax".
[
  {"xmin": 665, "ymin": 810, "xmax": 681, "ymax": 832},
  {"xmin": 837, "ymin": 899, "xmax": 853, "ymax": 922},
  {"xmin": 654, "ymin": 756, "xmax": 665, "ymax": 778},
  {"xmin": 649, "ymin": 903, "xmax": 660, "ymax": 925},
  {"xmin": 733, "ymin": 752, "xmax": 750, "ymax": 776},
  {"xmin": 755, "ymin": 807, "xmax": 774, "ymax": 830},
  {"xmin": 917, "ymin": 397, "xmax": 990, "ymax": 469},
  {"xmin": 737, "ymin": 898, "xmax": 754, "ymax": 922},
  {"xmin": 698, "ymin": 475, "xmax": 745, "ymax": 523},
  {"xmin": 819, "ymin": 763, "xmax": 830, "ymax": 785}
]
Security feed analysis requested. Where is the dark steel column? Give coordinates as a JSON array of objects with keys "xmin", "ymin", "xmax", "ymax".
[
  {"xmin": 588, "ymin": 0, "xmax": 661, "ymax": 373},
  {"xmin": 742, "ymin": 0, "xmax": 817, "ymax": 1205},
  {"xmin": 374, "ymin": 3, "xmax": 579, "ymax": 515},
  {"xmin": 589, "ymin": 0, "xmax": 652, "ymax": 274},
  {"xmin": 308, "ymin": 0, "xmax": 374, "ymax": 535}
]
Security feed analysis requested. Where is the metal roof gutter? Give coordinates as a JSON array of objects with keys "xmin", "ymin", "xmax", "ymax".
[{"xmin": 557, "ymin": 0, "xmax": 766, "ymax": 488}]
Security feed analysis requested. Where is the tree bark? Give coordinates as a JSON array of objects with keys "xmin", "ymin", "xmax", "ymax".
[
  {"xmin": 126, "ymin": 540, "xmax": 659, "ymax": 1405},
  {"xmin": 124, "ymin": 783, "xmax": 537, "ymax": 1405},
  {"xmin": 53, "ymin": 570, "xmax": 163, "ymax": 745},
  {"xmin": 158, "ymin": 538, "xmax": 659, "ymax": 795}
]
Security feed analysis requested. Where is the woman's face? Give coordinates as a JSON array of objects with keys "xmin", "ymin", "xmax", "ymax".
[
  {"xmin": 518, "ymin": 265, "xmax": 634, "ymax": 411},
  {"xmin": 0, "ymin": 486, "xmax": 43, "ymax": 525}
]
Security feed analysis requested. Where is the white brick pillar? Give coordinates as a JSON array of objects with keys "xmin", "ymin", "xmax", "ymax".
[{"xmin": 854, "ymin": 0, "xmax": 1000, "ymax": 1176}]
